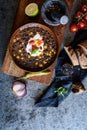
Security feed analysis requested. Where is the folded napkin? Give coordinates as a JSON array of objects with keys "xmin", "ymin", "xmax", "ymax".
[
  {"xmin": 35, "ymin": 50, "xmax": 87, "ymax": 107},
  {"xmin": 71, "ymin": 29, "xmax": 87, "ymax": 48}
]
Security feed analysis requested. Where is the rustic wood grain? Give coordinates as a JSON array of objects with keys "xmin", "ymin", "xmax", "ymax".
[{"xmin": 1, "ymin": 0, "xmax": 74, "ymax": 84}]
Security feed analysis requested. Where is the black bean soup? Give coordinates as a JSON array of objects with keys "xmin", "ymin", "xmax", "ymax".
[{"xmin": 10, "ymin": 27, "xmax": 58, "ymax": 71}]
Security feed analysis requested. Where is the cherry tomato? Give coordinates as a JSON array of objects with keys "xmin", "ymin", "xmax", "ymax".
[
  {"xmin": 70, "ymin": 24, "xmax": 79, "ymax": 32},
  {"xmin": 78, "ymin": 21, "xmax": 86, "ymax": 28},
  {"xmin": 75, "ymin": 11, "xmax": 82, "ymax": 18},
  {"xmin": 81, "ymin": 4, "xmax": 87, "ymax": 12},
  {"xmin": 84, "ymin": 14, "xmax": 87, "ymax": 20}
]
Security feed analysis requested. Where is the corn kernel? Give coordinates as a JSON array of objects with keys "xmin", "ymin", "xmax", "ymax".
[
  {"xmin": 16, "ymin": 56, "xmax": 20, "ymax": 59},
  {"xmin": 21, "ymin": 57, "xmax": 24, "ymax": 60},
  {"xmin": 21, "ymin": 42, "xmax": 24, "ymax": 45},
  {"xmin": 28, "ymin": 56, "xmax": 30, "ymax": 59},
  {"xmin": 43, "ymin": 61, "xmax": 47, "ymax": 64},
  {"xmin": 18, "ymin": 50, "xmax": 22, "ymax": 53},
  {"xmin": 21, "ymin": 53, "xmax": 23, "ymax": 56},
  {"xmin": 44, "ymin": 46, "xmax": 47, "ymax": 49},
  {"xmin": 13, "ymin": 39, "xmax": 16, "ymax": 42},
  {"xmin": 29, "ymin": 32, "xmax": 33, "ymax": 35},
  {"xmin": 13, "ymin": 54, "xmax": 16, "ymax": 57},
  {"xmin": 39, "ymin": 64, "xmax": 43, "ymax": 67},
  {"xmin": 35, "ymin": 62, "xmax": 38, "ymax": 65}
]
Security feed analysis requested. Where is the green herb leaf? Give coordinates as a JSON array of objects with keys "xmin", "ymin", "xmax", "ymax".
[
  {"xmin": 55, "ymin": 86, "xmax": 68, "ymax": 97},
  {"xmin": 31, "ymin": 48, "xmax": 39, "ymax": 54}
]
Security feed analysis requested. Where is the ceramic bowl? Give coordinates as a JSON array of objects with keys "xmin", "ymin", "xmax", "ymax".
[
  {"xmin": 41, "ymin": 0, "xmax": 69, "ymax": 26},
  {"xmin": 9, "ymin": 23, "xmax": 59, "ymax": 72}
]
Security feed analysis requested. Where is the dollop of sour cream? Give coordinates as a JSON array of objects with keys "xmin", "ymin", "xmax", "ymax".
[{"xmin": 26, "ymin": 34, "xmax": 44, "ymax": 56}]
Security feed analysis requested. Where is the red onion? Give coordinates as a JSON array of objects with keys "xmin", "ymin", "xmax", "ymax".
[{"xmin": 12, "ymin": 81, "xmax": 27, "ymax": 98}]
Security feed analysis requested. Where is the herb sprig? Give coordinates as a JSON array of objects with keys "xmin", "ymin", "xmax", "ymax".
[{"xmin": 55, "ymin": 86, "xmax": 68, "ymax": 97}]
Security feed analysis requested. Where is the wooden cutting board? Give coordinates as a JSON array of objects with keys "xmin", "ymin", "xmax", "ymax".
[{"xmin": 1, "ymin": 0, "xmax": 74, "ymax": 84}]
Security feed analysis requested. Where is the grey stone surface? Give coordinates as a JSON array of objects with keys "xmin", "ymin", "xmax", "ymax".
[{"xmin": 0, "ymin": 0, "xmax": 87, "ymax": 130}]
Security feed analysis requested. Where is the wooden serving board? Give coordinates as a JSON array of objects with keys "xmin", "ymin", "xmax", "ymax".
[{"xmin": 1, "ymin": 0, "xmax": 74, "ymax": 84}]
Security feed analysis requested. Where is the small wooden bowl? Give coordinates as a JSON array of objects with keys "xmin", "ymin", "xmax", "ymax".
[{"xmin": 9, "ymin": 23, "xmax": 59, "ymax": 72}]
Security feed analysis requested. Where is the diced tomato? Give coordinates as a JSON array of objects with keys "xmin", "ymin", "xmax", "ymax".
[
  {"xmin": 32, "ymin": 45, "xmax": 37, "ymax": 50},
  {"xmin": 29, "ymin": 40, "xmax": 34, "ymax": 44},
  {"xmin": 38, "ymin": 40, "xmax": 44, "ymax": 45}
]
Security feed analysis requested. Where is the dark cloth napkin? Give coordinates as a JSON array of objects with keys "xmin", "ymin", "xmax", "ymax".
[
  {"xmin": 70, "ymin": 29, "xmax": 87, "ymax": 48},
  {"xmin": 35, "ymin": 50, "xmax": 87, "ymax": 107}
]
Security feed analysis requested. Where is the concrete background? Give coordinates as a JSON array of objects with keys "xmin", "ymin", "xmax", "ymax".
[{"xmin": 0, "ymin": 0, "xmax": 87, "ymax": 130}]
